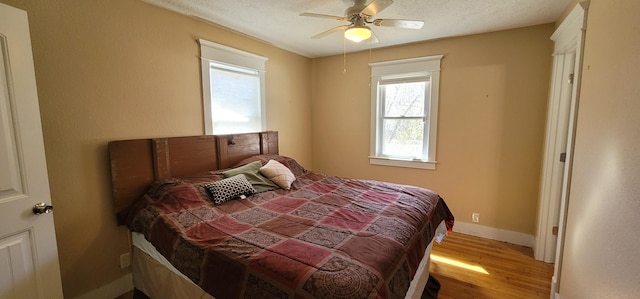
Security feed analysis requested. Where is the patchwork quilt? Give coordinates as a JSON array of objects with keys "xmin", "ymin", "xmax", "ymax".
[{"xmin": 124, "ymin": 155, "xmax": 454, "ymax": 299}]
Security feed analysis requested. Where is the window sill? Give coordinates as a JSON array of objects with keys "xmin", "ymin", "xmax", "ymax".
[{"xmin": 369, "ymin": 157, "xmax": 437, "ymax": 170}]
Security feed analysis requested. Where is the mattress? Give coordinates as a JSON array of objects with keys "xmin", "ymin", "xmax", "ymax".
[{"xmin": 131, "ymin": 220, "xmax": 448, "ymax": 299}]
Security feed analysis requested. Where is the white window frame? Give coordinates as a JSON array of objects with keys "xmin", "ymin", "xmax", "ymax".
[
  {"xmin": 199, "ymin": 39, "xmax": 268, "ymax": 135},
  {"xmin": 369, "ymin": 55, "xmax": 442, "ymax": 170}
]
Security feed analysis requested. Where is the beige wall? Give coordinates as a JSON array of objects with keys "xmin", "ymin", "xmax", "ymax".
[
  {"xmin": 559, "ymin": 0, "xmax": 640, "ymax": 297},
  {"xmin": 0, "ymin": 0, "xmax": 312, "ymax": 297},
  {"xmin": 311, "ymin": 24, "xmax": 554, "ymax": 235}
]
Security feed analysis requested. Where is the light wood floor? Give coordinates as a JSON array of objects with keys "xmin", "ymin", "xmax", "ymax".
[
  {"xmin": 430, "ymin": 232, "xmax": 554, "ymax": 299},
  {"xmin": 117, "ymin": 232, "xmax": 554, "ymax": 299}
]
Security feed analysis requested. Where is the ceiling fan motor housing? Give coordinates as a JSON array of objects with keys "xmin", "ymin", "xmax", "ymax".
[{"xmin": 346, "ymin": 1, "xmax": 368, "ymax": 20}]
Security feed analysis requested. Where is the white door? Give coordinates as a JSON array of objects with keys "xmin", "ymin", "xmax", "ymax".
[
  {"xmin": 0, "ymin": 3, "xmax": 64, "ymax": 299},
  {"xmin": 534, "ymin": 3, "xmax": 588, "ymax": 265},
  {"xmin": 535, "ymin": 52, "xmax": 575, "ymax": 263}
]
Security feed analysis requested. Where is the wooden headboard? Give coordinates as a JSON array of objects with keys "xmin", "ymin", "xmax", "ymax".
[{"xmin": 108, "ymin": 131, "xmax": 278, "ymax": 224}]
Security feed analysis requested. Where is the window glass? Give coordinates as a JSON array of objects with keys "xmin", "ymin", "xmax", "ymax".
[
  {"xmin": 382, "ymin": 118, "xmax": 425, "ymax": 158},
  {"xmin": 382, "ymin": 80, "xmax": 427, "ymax": 117},
  {"xmin": 210, "ymin": 64, "xmax": 261, "ymax": 134}
]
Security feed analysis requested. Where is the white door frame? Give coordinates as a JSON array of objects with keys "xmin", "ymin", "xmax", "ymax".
[{"xmin": 534, "ymin": 1, "xmax": 588, "ymax": 265}]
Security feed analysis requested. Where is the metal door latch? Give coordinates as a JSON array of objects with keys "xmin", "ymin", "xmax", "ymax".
[{"xmin": 33, "ymin": 202, "xmax": 53, "ymax": 215}]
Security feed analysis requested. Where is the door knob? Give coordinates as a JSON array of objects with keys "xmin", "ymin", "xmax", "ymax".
[{"xmin": 33, "ymin": 203, "xmax": 53, "ymax": 215}]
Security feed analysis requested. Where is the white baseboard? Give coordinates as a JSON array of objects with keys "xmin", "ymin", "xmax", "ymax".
[
  {"xmin": 73, "ymin": 273, "xmax": 133, "ymax": 299},
  {"xmin": 452, "ymin": 221, "xmax": 535, "ymax": 248}
]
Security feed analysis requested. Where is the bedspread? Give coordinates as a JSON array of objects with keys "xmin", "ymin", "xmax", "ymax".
[{"xmin": 125, "ymin": 157, "xmax": 454, "ymax": 299}]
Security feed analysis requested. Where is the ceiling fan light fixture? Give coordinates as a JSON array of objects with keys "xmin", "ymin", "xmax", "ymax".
[{"xmin": 344, "ymin": 26, "xmax": 372, "ymax": 42}]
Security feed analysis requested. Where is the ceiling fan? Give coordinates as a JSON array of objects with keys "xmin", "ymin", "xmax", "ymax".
[{"xmin": 300, "ymin": 0, "xmax": 424, "ymax": 43}]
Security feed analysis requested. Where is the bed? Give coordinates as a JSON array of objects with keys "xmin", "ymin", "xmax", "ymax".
[{"xmin": 109, "ymin": 131, "xmax": 454, "ymax": 299}]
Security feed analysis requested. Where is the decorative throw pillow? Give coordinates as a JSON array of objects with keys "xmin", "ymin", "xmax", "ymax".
[
  {"xmin": 259, "ymin": 159, "xmax": 296, "ymax": 190},
  {"xmin": 204, "ymin": 174, "xmax": 256, "ymax": 205},
  {"xmin": 222, "ymin": 161, "xmax": 279, "ymax": 193}
]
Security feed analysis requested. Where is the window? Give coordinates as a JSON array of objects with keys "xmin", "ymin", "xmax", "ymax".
[
  {"xmin": 369, "ymin": 55, "xmax": 442, "ymax": 170},
  {"xmin": 199, "ymin": 39, "xmax": 267, "ymax": 134}
]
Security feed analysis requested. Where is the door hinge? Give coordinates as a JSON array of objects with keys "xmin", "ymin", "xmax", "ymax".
[
  {"xmin": 560, "ymin": 152, "xmax": 567, "ymax": 162},
  {"xmin": 568, "ymin": 73, "xmax": 574, "ymax": 84},
  {"xmin": 552, "ymin": 226, "xmax": 559, "ymax": 235}
]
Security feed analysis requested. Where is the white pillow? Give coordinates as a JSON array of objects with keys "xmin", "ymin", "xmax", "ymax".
[{"xmin": 259, "ymin": 160, "xmax": 296, "ymax": 190}]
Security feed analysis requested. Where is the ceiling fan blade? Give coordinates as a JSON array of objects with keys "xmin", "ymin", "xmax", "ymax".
[
  {"xmin": 360, "ymin": 0, "xmax": 394, "ymax": 18},
  {"xmin": 311, "ymin": 25, "xmax": 350, "ymax": 39},
  {"xmin": 372, "ymin": 19, "xmax": 424, "ymax": 29},
  {"xmin": 300, "ymin": 12, "xmax": 348, "ymax": 22}
]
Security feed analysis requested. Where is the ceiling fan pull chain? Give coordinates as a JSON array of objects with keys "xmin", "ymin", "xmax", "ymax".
[{"xmin": 343, "ymin": 37, "xmax": 347, "ymax": 74}]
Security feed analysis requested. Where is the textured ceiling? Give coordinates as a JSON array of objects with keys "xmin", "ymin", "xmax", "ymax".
[{"xmin": 142, "ymin": 0, "xmax": 569, "ymax": 58}]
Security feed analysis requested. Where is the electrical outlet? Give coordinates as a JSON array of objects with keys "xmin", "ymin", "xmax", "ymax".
[
  {"xmin": 472, "ymin": 213, "xmax": 480, "ymax": 223},
  {"xmin": 120, "ymin": 252, "xmax": 131, "ymax": 269}
]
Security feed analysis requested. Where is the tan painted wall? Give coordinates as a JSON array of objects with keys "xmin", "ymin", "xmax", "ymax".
[
  {"xmin": 311, "ymin": 24, "xmax": 554, "ymax": 235},
  {"xmin": 559, "ymin": 0, "xmax": 640, "ymax": 297},
  {"xmin": 0, "ymin": 0, "xmax": 312, "ymax": 297}
]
